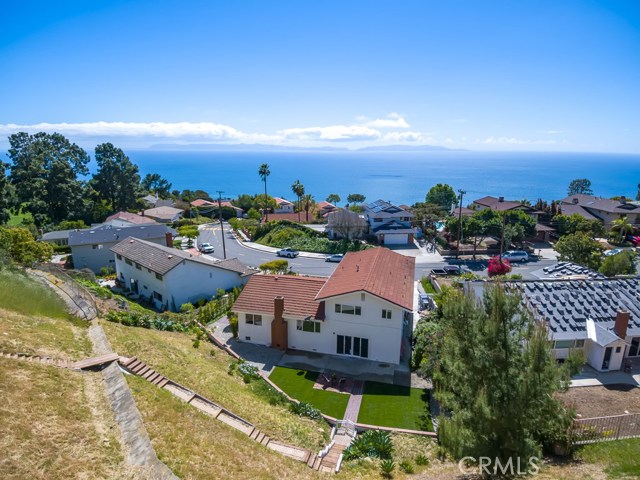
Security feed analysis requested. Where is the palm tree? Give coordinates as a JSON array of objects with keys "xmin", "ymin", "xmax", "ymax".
[
  {"xmin": 291, "ymin": 180, "xmax": 305, "ymax": 222},
  {"xmin": 258, "ymin": 163, "xmax": 270, "ymax": 221},
  {"xmin": 302, "ymin": 194, "xmax": 314, "ymax": 223},
  {"xmin": 611, "ymin": 216, "xmax": 634, "ymax": 244}
]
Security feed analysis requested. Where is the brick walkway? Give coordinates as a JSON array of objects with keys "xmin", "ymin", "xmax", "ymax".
[{"xmin": 343, "ymin": 380, "xmax": 364, "ymax": 423}]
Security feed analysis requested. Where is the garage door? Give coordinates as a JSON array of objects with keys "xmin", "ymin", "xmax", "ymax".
[{"xmin": 384, "ymin": 233, "xmax": 409, "ymax": 245}]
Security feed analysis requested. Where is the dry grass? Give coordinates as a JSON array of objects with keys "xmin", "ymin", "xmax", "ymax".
[
  {"xmin": 100, "ymin": 320, "xmax": 329, "ymax": 450},
  {"xmin": 0, "ymin": 359, "xmax": 129, "ymax": 479},
  {"xmin": 0, "ymin": 307, "xmax": 91, "ymax": 360},
  {"xmin": 127, "ymin": 375, "xmax": 325, "ymax": 480}
]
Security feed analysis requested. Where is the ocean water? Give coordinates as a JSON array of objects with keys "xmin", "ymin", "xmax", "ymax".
[{"xmin": 125, "ymin": 150, "xmax": 640, "ymax": 206}]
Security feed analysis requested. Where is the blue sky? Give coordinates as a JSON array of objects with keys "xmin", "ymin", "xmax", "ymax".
[{"xmin": 1, "ymin": 0, "xmax": 639, "ymax": 152}]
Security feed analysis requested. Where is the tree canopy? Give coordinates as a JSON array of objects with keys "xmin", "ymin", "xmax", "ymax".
[
  {"xmin": 90, "ymin": 143, "xmax": 141, "ymax": 213},
  {"xmin": 8, "ymin": 132, "xmax": 90, "ymax": 226},
  {"xmin": 552, "ymin": 213, "xmax": 605, "ymax": 239},
  {"xmin": 555, "ymin": 232, "xmax": 604, "ymax": 269},
  {"xmin": 0, "ymin": 161, "xmax": 12, "ymax": 225},
  {"xmin": 141, "ymin": 173, "xmax": 172, "ymax": 198},
  {"xmin": 326, "ymin": 193, "xmax": 341, "ymax": 205},
  {"xmin": 347, "ymin": 193, "xmax": 366, "ymax": 204},
  {"xmin": 599, "ymin": 250, "xmax": 637, "ymax": 277},
  {"xmin": 0, "ymin": 227, "xmax": 53, "ymax": 265},
  {"xmin": 567, "ymin": 178, "xmax": 593, "ymax": 196},
  {"xmin": 426, "ymin": 183, "xmax": 457, "ymax": 211},
  {"xmin": 435, "ymin": 285, "xmax": 575, "ymax": 470}
]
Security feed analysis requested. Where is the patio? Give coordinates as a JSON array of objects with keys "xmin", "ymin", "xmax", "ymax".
[{"xmin": 570, "ymin": 358, "xmax": 640, "ymax": 388}]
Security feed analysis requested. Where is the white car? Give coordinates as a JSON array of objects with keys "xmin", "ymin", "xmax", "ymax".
[
  {"xmin": 276, "ymin": 248, "xmax": 299, "ymax": 258},
  {"xmin": 325, "ymin": 254, "xmax": 344, "ymax": 263},
  {"xmin": 604, "ymin": 248, "xmax": 623, "ymax": 257},
  {"xmin": 502, "ymin": 251, "xmax": 529, "ymax": 263},
  {"xmin": 199, "ymin": 242, "xmax": 215, "ymax": 254}
]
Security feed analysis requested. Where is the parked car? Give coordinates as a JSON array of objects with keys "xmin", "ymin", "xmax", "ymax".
[
  {"xmin": 430, "ymin": 265, "xmax": 463, "ymax": 275},
  {"xmin": 501, "ymin": 250, "xmax": 529, "ymax": 263},
  {"xmin": 604, "ymin": 248, "xmax": 623, "ymax": 257},
  {"xmin": 199, "ymin": 242, "xmax": 215, "ymax": 254},
  {"xmin": 325, "ymin": 254, "xmax": 344, "ymax": 263},
  {"xmin": 276, "ymin": 247, "xmax": 299, "ymax": 258}
]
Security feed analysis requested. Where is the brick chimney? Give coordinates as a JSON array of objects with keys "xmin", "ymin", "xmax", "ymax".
[
  {"xmin": 614, "ymin": 309, "xmax": 630, "ymax": 339},
  {"xmin": 165, "ymin": 232, "xmax": 173, "ymax": 247},
  {"xmin": 270, "ymin": 296, "xmax": 288, "ymax": 350},
  {"xmin": 498, "ymin": 196, "xmax": 504, "ymax": 203}
]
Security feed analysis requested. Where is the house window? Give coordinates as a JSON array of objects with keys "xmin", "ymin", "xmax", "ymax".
[
  {"xmin": 575, "ymin": 339, "xmax": 585, "ymax": 348},
  {"xmin": 297, "ymin": 320, "xmax": 320, "ymax": 333},
  {"xmin": 246, "ymin": 314, "xmax": 262, "ymax": 326},
  {"xmin": 553, "ymin": 340, "xmax": 574, "ymax": 349},
  {"xmin": 153, "ymin": 291, "xmax": 163, "ymax": 302},
  {"xmin": 382, "ymin": 309, "xmax": 392, "ymax": 319},
  {"xmin": 125, "ymin": 258, "xmax": 132, "ymax": 266},
  {"xmin": 245, "ymin": 336, "xmax": 251, "ymax": 341},
  {"xmin": 615, "ymin": 346, "xmax": 621, "ymax": 353},
  {"xmin": 155, "ymin": 273, "xmax": 163, "ymax": 281},
  {"xmin": 361, "ymin": 293, "xmax": 365, "ymax": 301},
  {"xmin": 135, "ymin": 263, "xmax": 141, "ymax": 270},
  {"xmin": 335, "ymin": 304, "xmax": 361, "ymax": 315},
  {"xmin": 117, "ymin": 254, "xmax": 122, "ymax": 260}
]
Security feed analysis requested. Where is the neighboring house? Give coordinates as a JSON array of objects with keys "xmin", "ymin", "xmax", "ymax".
[
  {"xmin": 142, "ymin": 194, "xmax": 175, "ymax": 209},
  {"xmin": 111, "ymin": 237, "xmax": 257, "ymax": 311},
  {"xmin": 191, "ymin": 199, "xmax": 243, "ymax": 218},
  {"xmin": 233, "ymin": 247, "xmax": 415, "ymax": 365},
  {"xmin": 471, "ymin": 196, "xmax": 554, "ymax": 242},
  {"xmin": 104, "ymin": 211, "xmax": 158, "ymax": 227},
  {"xmin": 273, "ymin": 197, "xmax": 295, "ymax": 213},
  {"xmin": 363, "ymin": 199, "xmax": 416, "ymax": 245},
  {"xmin": 190, "ymin": 199, "xmax": 216, "ymax": 208},
  {"xmin": 69, "ymin": 224, "xmax": 171, "ymax": 273},
  {"xmin": 560, "ymin": 194, "xmax": 640, "ymax": 228},
  {"xmin": 467, "ymin": 278, "xmax": 640, "ymax": 372},
  {"xmin": 41, "ymin": 229, "xmax": 73, "ymax": 247},
  {"xmin": 326, "ymin": 208, "xmax": 369, "ymax": 240},
  {"xmin": 317, "ymin": 201, "xmax": 337, "ymax": 217},
  {"xmin": 143, "ymin": 206, "xmax": 184, "ymax": 223}
]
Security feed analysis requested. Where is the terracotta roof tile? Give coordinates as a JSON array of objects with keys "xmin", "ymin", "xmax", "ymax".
[
  {"xmin": 315, "ymin": 247, "xmax": 415, "ymax": 310},
  {"xmin": 105, "ymin": 211, "xmax": 157, "ymax": 225},
  {"xmin": 233, "ymin": 275, "xmax": 327, "ymax": 319}
]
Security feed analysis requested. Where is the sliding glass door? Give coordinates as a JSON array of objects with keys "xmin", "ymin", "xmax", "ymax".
[{"xmin": 336, "ymin": 335, "xmax": 368, "ymax": 358}]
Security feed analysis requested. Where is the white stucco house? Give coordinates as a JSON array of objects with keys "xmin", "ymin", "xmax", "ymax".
[
  {"xmin": 233, "ymin": 247, "xmax": 416, "ymax": 365},
  {"xmin": 111, "ymin": 237, "xmax": 258, "ymax": 311},
  {"xmin": 69, "ymin": 224, "xmax": 171, "ymax": 273},
  {"xmin": 468, "ymin": 278, "xmax": 640, "ymax": 372},
  {"xmin": 363, "ymin": 199, "xmax": 416, "ymax": 245},
  {"xmin": 273, "ymin": 197, "xmax": 295, "ymax": 213}
]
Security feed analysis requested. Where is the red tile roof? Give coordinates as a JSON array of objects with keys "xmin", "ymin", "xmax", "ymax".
[
  {"xmin": 105, "ymin": 211, "xmax": 157, "ymax": 225},
  {"xmin": 315, "ymin": 247, "xmax": 415, "ymax": 310},
  {"xmin": 233, "ymin": 275, "xmax": 327, "ymax": 319},
  {"xmin": 191, "ymin": 199, "xmax": 216, "ymax": 207}
]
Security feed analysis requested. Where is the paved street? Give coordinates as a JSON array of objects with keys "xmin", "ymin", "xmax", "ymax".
[
  {"xmin": 197, "ymin": 224, "xmax": 340, "ymax": 277},
  {"xmin": 197, "ymin": 222, "xmax": 560, "ymax": 280}
]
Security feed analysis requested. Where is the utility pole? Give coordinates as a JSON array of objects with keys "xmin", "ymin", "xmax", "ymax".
[
  {"xmin": 217, "ymin": 191, "xmax": 227, "ymax": 259},
  {"xmin": 499, "ymin": 211, "xmax": 507, "ymax": 260},
  {"xmin": 455, "ymin": 189, "xmax": 466, "ymax": 259}
]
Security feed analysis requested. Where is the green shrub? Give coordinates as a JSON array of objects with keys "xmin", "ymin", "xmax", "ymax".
[
  {"xmin": 380, "ymin": 459, "xmax": 395, "ymax": 478},
  {"xmin": 343, "ymin": 430, "xmax": 394, "ymax": 461},
  {"xmin": 238, "ymin": 362, "xmax": 260, "ymax": 383},
  {"xmin": 259, "ymin": 259, "xmax": 289, "ymax": 274},
  {"xmin": 251, "ymin": 379, "xmax": 288, "ymax": 406},
  {"xmin": 415, "ymin": 454, "xmax": 429, "ymax": 466},
  {"xmin": 399, "ymin": 459, "xmax": 414, "ymax": 474},
  {"xmin": 228, "ymin": 313, "xmax": 239, "ymax": 338},
  {"xmin": 290, "ymin": 401, "xmax": 322, "ymax": 420},
  {"xmin": 420, "ymin": 276, "xmax": 436, "ymax": 293}
]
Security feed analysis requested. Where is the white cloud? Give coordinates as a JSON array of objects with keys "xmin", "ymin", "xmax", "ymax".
[
  {"xmin": 0, "ymin": 121, "xmax": 243, "ymax": 140},
  {"xmin": 542, "ymin": 130, "xmax": 564, "ymax": 134},
  {"xmin": 278, "ymin": 125, "xmax": 381, "ymax": 142},
  {"xmin": 481, "ymin": 136, "xmax": 558, "ymax": 145},
  {"xmin": 382, "ymin": 131, "xmax": 424, "ymax": 142},
  {"xmin": 363, "ymin": 112, "xmax": 410, "ymax": 129}
]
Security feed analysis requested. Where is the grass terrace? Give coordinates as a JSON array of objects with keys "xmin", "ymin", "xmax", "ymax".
[
  {"xmin": 268, "ymin": 366, "xmax": 350, "ymax": 419},
  {"xmin": 358, "ymin": 382, "xmax": 433, "ymax": 431}
]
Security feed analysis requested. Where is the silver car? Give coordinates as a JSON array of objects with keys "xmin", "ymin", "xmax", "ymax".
[{"xmin": 502, "ymin": 250, "xmax": 529, "ymax": 263}]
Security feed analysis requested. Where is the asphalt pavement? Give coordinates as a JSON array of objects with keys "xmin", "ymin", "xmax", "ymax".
[{"xmin": 198, "ymin": 223, "xmax": 560, "ymax": 280}]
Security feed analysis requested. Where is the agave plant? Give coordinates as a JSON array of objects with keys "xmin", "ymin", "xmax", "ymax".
[{"xmin": 380, "ymin": 459, "xmax": 395, "ymax": 478}]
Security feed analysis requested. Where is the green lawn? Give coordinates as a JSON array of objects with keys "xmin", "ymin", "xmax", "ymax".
[
  {"xmin": 358, "ymin": 381, "xmax": 433, "ymax": 431},
  {"xmin": 268, "ymin": 367, "xmax": 349, "ymax": 419},
  {"xmin": 7, "ymin": 209, "xmax": 33, "ymax": 227},
  {"xmin": 576, "ymin": 438, "xmax": 640, "ymax": 478}
]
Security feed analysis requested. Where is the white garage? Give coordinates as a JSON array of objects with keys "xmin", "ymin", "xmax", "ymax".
[{"xmin": 383, "ymin": 233, "xmax": 409, "ymax": 245}]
